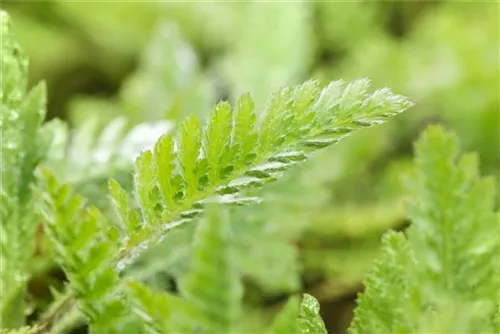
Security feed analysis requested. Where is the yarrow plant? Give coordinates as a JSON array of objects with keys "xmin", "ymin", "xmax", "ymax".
[{"xmin": 1, "ymin": 9, "xmax": 498, "ymax": 334}]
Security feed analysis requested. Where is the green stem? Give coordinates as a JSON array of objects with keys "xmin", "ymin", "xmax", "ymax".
[{"xmin": 34, "ymin": 291, "xmax": 75, "ymax": 334}]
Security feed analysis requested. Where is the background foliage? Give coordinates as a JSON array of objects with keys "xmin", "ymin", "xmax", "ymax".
[{"xmin": 1, "ymin": 1, "xmax": 499, "ymax": 333}]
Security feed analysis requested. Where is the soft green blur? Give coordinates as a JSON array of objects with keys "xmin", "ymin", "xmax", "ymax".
[{"xmin": 5, "ymin": 2, "xmax": 498, "ymax": 333}]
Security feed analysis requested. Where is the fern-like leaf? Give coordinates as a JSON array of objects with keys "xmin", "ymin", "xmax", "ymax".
[
  {"xmin": 111, "ymin": 78, "xmax": 413, "ymax": 271},
  {"xmin": 43, "ymin": 117, "xmax": 129, "ymax": 185},
  {"xmin": 178, "ymin": 206, "xmax": 243, "ymax": 333},
  {"xmin": 39, "ymin": 79, "xmax": 411, "ymax": 331},
  {"xmin": 126, "ymin": 208, "xmax": 327, "ymax": 334},
  {"xmin": 36, "ymin": 169, "xmax": 142, "ymax": 333},
  {"xmin": 349, "ymin": 126, "xmax": 500, "ymax": 333},
  {"xmin": 43, "ymin": 116, "xmax": 174, "ymax": 209},
  {"xmin": 125, "ymin": 206, "xmax": 241, "ymax": 334},
  {"xmin": 0, "ymin": 11, "xmax": 50, "ymax": 328}
]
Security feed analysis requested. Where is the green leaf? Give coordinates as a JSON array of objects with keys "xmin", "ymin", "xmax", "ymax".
[
  {"xmin": 179, "ymin": 115, "xmax": 202, "ymax": 197},
  {"xmin": 298, "ymin": 294, "xmax": 327, "ymax": 334},
  {"xmin": 108, "ymin": 178, "xmax": 132, "ymax": 235},
  {"xmin": 36, "ymin": 169, "xmax": 140, "ymax": 333},
  {"xmin": 267, "ymin": 296, "xmax": 300, "ymax": 334},
  {"xmin": 113, "ymin": 78, "xmax": 412, "ymax": 273},
  {"xmin": 232, "ymin": 93, "xmax": 258, "ymax": 166},
  {"xmin": 349, "ymin": 232, "xmax": 416, "ymax": 334},
  {"xmin": 179, "ymin": 206, "xmax": 243, "ymax": 333},
  {"xmin": 43, "ymin": 116, "xmax": 174, "ymax": 211},
  {"xmin": 126, "ymin": 280, "xmax": 192, "ymax": 334},
  {"xmin": 409, "ymin": 126, "xmax": 499, "ymax": 305},
  {"xmin": 17, "ymin": 83, "xmax": 47, "ymax": 202},
  {"xmin": 0, "ymin": 10, "xmax": 49, "ymax": 328},
  {"xmin": 42, "ymin": 116, "xmax": 130, "ymax": 213},
  {"xmin": 135, "ymin": 151, "xmax": 157, "ymax": 225},
  {"xmin": 37, "ymin": 76, "xmax": 411, "ymax": 332},
  {"xmin": 154, "ymin": 134, "xmax": 176, "ymax": 210},
  {"xmin": 349, "ymin": 126, "xmax": 500, "ymax": 334},
  {"xmin": 204, "ymin": 102, "xmax": 233, "ymax": 184}
]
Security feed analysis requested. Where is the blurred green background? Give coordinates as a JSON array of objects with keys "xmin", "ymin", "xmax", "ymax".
[{"xmin": 4, "ymin": 1, "xmax": 498, "ymax": 333}]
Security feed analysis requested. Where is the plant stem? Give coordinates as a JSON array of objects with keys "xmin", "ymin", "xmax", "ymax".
[{"xmin": 34, "ymin": 290, "xmax": 75, "ymax": 334}]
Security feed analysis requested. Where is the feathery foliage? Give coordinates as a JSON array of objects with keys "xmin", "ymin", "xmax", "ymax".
[
  {"xmin": 178, "ymin": 207, "xmax": 243, "ymax": 333},
  {"xmin": 2, "ymin": 5, "xmax": 499, "ymax": 334},
  {"xmin": 127, "ymin": 206, "xmax": 326, "ymax": 334},
  {"xmin": 2, "ymin": 9, "xmax": 419, "ymax": 333},
  {"xmin": 127, "ymin": 206, "xmax": 241, "ymax": 333},
  {"xmin": 110, "ymin": 78, "xmax": 413, "ymax": 272},
  {"xmin": 36, "ymin": 168, "xmax": 142, "ymax": 333},
  {"xmin": 36, "ymin": 76, "xmax": 412, "ymax": 331},
  {"xmin": 43, "ymin": 117, "xmax": 129, "ymax": 185},
  {"xmin": 43, "ymin": 116, "xmax": 173, "ymax": 210},
  {"xmin": 349, "ymin": 126, "xmax": 500, "ymax": 333},
  {"xmin": 0, "ymin": 11, "xmax": 50, "ymax": 328}
]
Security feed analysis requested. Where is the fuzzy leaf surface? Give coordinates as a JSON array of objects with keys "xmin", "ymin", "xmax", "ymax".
[{"xmin": 349, "ymin": 126, "xmax": 500, "ymax": 333}]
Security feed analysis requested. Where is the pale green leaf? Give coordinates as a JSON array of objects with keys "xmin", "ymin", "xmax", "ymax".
[
  {"xmin": 232, "ymin": 93, "xmax": 258, "ymax": 166},
  {"xmin": 126, "ymin": 280, "xmax": 192, "ymax": 334},
  {"xmin": 36, "ymin": 169, "xmax": 140, "ymax": 333},
  {"xmin": 204, "ymin": 102, "xmax": 233, "ymax": 184},
  {"xmin": 114, "ymin": 78, "xmax": 412, "ymax": 273},
  {"xmin": 154, "ymin": 134, "xmax": 176, "ymax": 210},
  {"xmin": 179, "ymin": 115, "xmax": 202, "ymax": 197},
  {"xmin": 0, "ymin": 10, "xmax": 49, "ymax": 328},
  {"xmin": 179, "ymin": 207, "xmax": 243, "ymax": 333},
  {"xmin": 298, "ymin": 294, "xmax": 327, "ymax": 334},
  {"xmin": 267, "ymin": 296, "xmax": 300, "ymax": 334},
  {"xmin": 135, "ymin": 151, "xmax": 157, "ymax": 225},
  {"xmin": 349, "ymin": 126, "xmax": 500, "ymax": 334}
]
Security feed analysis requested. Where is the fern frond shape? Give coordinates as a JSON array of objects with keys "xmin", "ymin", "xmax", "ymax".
[
  {"xmin": 349, "ymin": 126, "xmax": 500, "ymax": 334},
  {"xmin": 127, "ymin": 206, "xmax": 240, "ymax": 333},
  {"xmin": 35, "ymin": 169, "xmax": 143, "ymax": 333},
  {"xmin": 127, "ymin": 207, "xmax": 325, "ymax": 334},
  {"xmin": 43, "ymin": 116, "xmax": 173, "ymax": 208},
  {"xmin": 38, "ymin": 77, "xmax": 412, "ymax": 331},
  {"xmin": 43, "ymin": 117, "xmax": 129, "ymax": 185},
  {"xmin": 0, "ymin": 11, "xmax": 50, "ymax": 328},
  {"xmin": 127, "ymin": 280, "xmax": 193, "ymax": 333},
  {"xmin": 178, "ymin": 206, "xmax": 243, "ymax": 333},
  {"xmin": 111, "ymin": 78, "xmax": 414, "ymax": 271}
]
